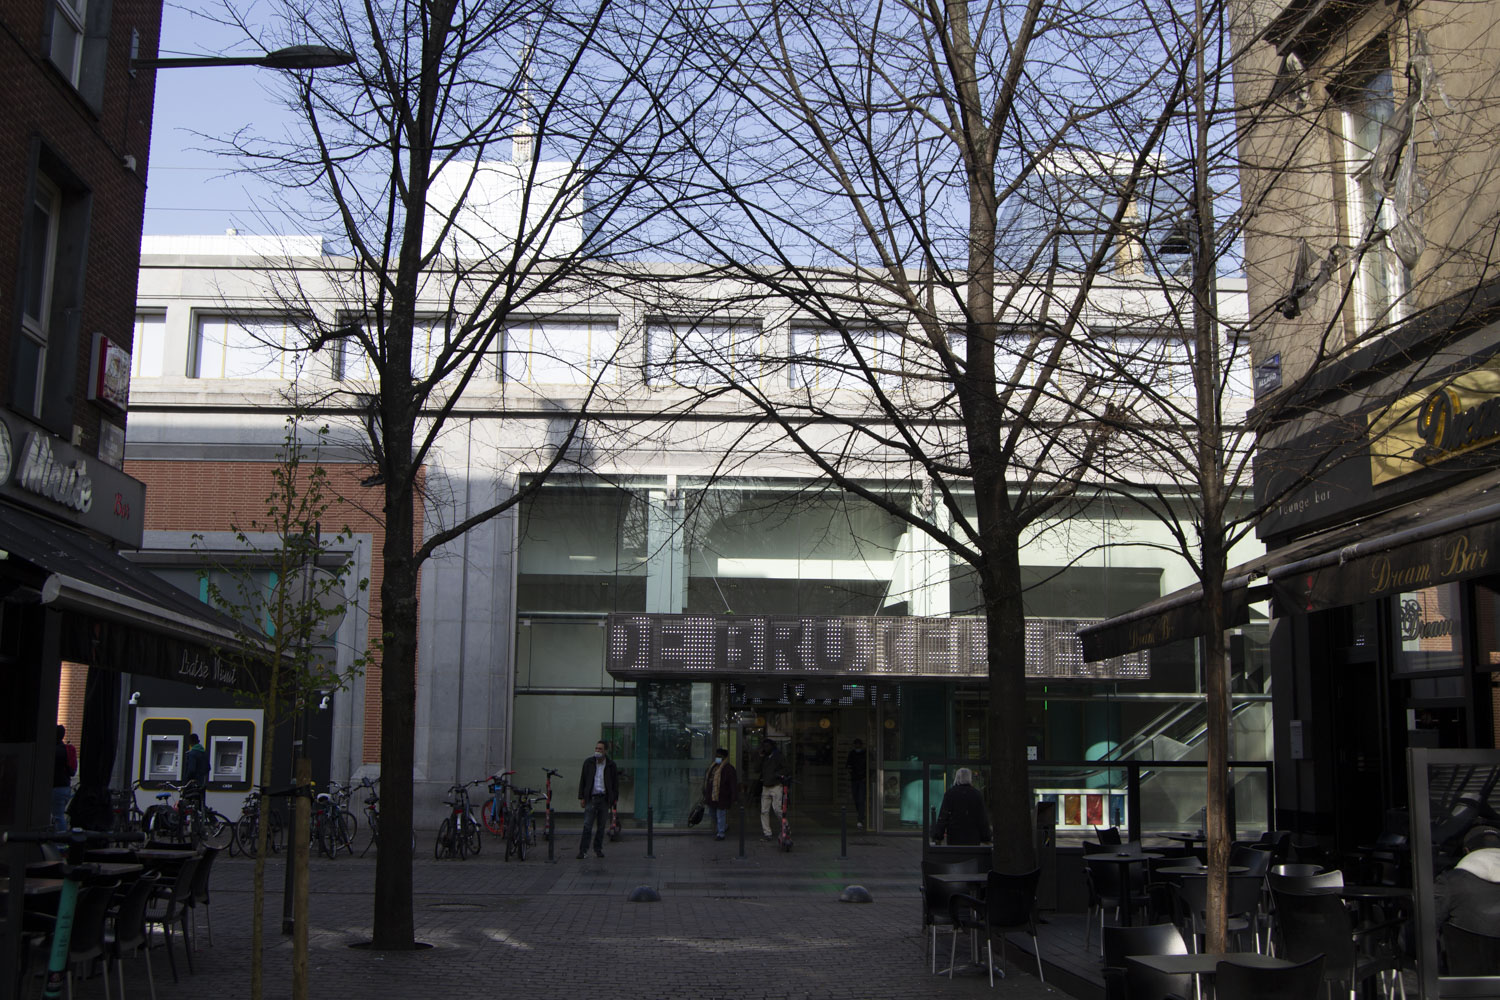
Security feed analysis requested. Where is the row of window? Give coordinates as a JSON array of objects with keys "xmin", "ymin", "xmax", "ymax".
[{"xmin": 132, "ymin": 313, "xmax": 1254, "ymax": 394}]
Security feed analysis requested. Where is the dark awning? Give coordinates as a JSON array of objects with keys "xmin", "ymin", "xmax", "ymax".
[
  {"xmin": 0, "ymin": 504, "xmax": 270, "ymax": 690},
  {"xmin": 1081, "ymin": 468, "xmax": 1500, "ymax": 661}
]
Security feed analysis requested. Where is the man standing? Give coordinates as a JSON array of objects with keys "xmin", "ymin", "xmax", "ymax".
[
  {"xmin": 757, "ymin": 739, "xmax": 789, "ymax": 841},
  {"xmin": 53, "ymin": 725, "xmax": 76, "ymax": 834},
  {"xmin": 183, "ymin": 733, "xmax": 210, "ymax": 799},
  {"xmin": 576, "ymin": 740, "xmax": 617, "ymax": 859},
  {"xmin": 703, "ymin": 747, "xmax": 737, "ymax": 841},
  {"xmin": 846, "ymin": 737, "xmax": 868, "ymax": 830}
]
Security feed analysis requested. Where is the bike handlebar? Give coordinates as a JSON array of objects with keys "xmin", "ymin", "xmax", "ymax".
[{"xmin": 543, "ymin": 768, "xmax": 561, "ymax": 777}]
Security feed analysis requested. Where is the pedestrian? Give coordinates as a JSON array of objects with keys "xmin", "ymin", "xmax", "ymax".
[
  {"xmin": 703, "ymin": 746, "xmax": 737, "ymax": 841},
  {"xmin": 757, "ymin": 739, "xmax": 789, "ymax": 840},
  {"xmin": 183, "ymin": 732, "xmax": 210, "ymax": 802},
  {"xmin": 576, "ymin": 739, "xmax": 617, "ymax": 859},
  {"xmin": 931, "ymin": 767, "xmax": 990, "ymax": 846},
  {"xmin": 53, "ymin": 725, "xmax": 76, "ymax": 834},
  {"xmin": 846, "ymin": 737, "xmax": 868, "ymax": 829}
]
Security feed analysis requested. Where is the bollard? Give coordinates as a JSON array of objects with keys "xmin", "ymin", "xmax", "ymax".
[
  {"xmin": 839, "ymin": 804, "xmax": 848, "ymax": 860},
  {"xmin": 547, "ymin": 810, "xmax": 555, "ymax": 863},
  {"xmin": 738, "ymin": 799, "xmax": 746, "ymax": 859},
  {"xmin": 646, "ymin": 806, "xmax": 655, "ymax": 859}
]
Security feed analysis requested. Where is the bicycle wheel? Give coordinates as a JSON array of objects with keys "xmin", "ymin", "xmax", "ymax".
[
  {"xmin": 481, "ymin": 798, "xmax": 505, "ymax": 836},
  {"xmin": 525, "ymin": 811, "xmax": 537, "ymax": 847},
  {"xmin": 202, "ymin": 810, "xmax": 235, "ymax": 850},
  {"xmin": 510, "ymin": 811, "xmax": 527, "ymax": 861},
  {"xmin": 463, "ymin": 811, "xmax": 482, "ymax": 856},
  {"xmin": 342, "ymin": 808, "xmax": 359, "ymax": 848},
  {"xmin": 455, "ymin": 817, "xmax": 469, "ymax": 860},
  {"xmin": 317, "ymin": 814, "xmax": 337, "ymax": 859},
  {"xmin": 268, "ymin": 809, "xmax": 286, "ymax": 853},
  {"xmin": 435, "ymin": 818, "xmax": 453, "ymax": 859},
  {"xmin": 362, "ymin": 812, "xmax": 379, "ymax": 857},
  {"xmin": 237, "ymin": 814, "xmax": 260, "ymax": 858}
]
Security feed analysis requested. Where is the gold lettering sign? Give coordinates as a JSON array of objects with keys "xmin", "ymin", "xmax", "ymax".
[
  {"xmin": 1368, "ymin": 363, "xmax": 1500, "ymax": 484},
  {"xmin": 1366, "ymin": 534, "xmax": 1489, "ymax": 596}
]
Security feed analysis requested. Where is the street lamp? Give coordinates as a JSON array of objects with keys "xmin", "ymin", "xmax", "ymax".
[{"xmin": 130, "ymin": 40, "xmax": 355, "ymax": 75}]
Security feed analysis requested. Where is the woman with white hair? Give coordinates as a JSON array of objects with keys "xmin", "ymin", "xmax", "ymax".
[{"xmin": 932, "ymin": 767, "xmax": 991, "ymax": 846}]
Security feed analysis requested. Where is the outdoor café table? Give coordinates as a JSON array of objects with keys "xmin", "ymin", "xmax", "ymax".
[
  {"xmin": 1156, "ymin": 864, "xmax": 1250, "ymax": 877},
  {"xmin": 1087, "ymin": 851, "xmax": 1164, "ymax": 926},
  {"xmin": 1129, "ymin": 949, "xmax": 1293, "ymax": 998},
  {"xmin": 1161, "ymin": 832, "xmax": 1207, "ymax": 849},
  {"xmin": 0, "ymin": 877, "xmax": 64, "ymax": 898}
]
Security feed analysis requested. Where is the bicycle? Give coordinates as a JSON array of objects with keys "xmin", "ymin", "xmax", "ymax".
[
  {"xmin": 232, "ymin": 787, "xmax": 284, "ymax": 857},
  {"xmin": 540, "ymin": 767, "xmax": 561, "ymax": 844},
  {"xmin": 506, "ymin": 786, "xmax": 540, "ymax": 861},
  {"xmin": 435, "ymin": 778, "xmax": 484, "ymax": 860},
  {"xmin": 358, "ymin": 776, "xmax": 416, "ymax": 857},
  {"xmin": 145, "ymin": 781, "xmax": 233, "ymax": 849},
  {"xmin": 110, "ymin": 780, "xmax": 147, "ymax": 834},
  {"xmin": 329, "ymin": 779, "xmax": 360, "ymax": 845},
  {"xmin": 482, "ymin": 770, "xmax": 516, "ymax": 838},
  {"xmin": 311, "ymin": 786, "xmax": 353, "ymax": 858}
]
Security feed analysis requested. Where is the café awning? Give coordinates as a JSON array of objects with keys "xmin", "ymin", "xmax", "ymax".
[{"xmin": 1080, "ymin": 468, "xmax": 1500, "ymax": 661}]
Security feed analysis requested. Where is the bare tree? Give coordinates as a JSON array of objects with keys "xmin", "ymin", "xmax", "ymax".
[
  {"xmin": 204, "ymin": 0, "xmax": 693, "ymax": 948},
  {"xmin": 631, "ymin": 0, "xmax": 1217, "ymax": 872}
]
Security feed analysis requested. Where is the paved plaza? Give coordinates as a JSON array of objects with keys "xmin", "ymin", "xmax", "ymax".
[{"xmin": 169, "ymin": 826, "xmax": 1064, "ymax": 1000}]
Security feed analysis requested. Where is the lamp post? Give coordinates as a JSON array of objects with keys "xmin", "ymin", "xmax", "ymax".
[{"xmin": 130, "ymin": 41, "xmax": 355, "ymax": 74}]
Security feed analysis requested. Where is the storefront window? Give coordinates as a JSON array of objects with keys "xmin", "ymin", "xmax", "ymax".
[{"xmin": 1394, "ymin": 584, "xmax": 1464, "ymax": 674}]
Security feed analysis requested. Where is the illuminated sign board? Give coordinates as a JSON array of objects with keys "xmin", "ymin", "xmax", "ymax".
[{"xmin": 604, "ymin": 613, "xmax": 1149, "ymax": 680}]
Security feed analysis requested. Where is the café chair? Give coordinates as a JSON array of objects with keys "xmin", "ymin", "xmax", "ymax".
[
  {"xmin": 1174, "ymin": 875, "xmax": 1264, "ymax": 953},
  {"xmin": 1215, "ymin": 953, "xmax": 1326, "ymax": 1000},
  {"xmin": 106, "ymin": 870, "xmax": 161, "ymax": 1000},
  {"xmin": 1097, "ymin": 826, "xmax": 1124, "ymax": 846},
  {"xmin": 1269, "ymin": 864, "xmax": 1326, "ymax": 879},
  {"xmin": 1270, "ymin": 888, "xmax": 1406, "ymax": 1000},
  {"xmin": 949, "ymin": 868, "xmax": 1045, "ymax": 987},
  {"xmin": 922, "ymin": 856, "xmax": 984, "ymax": 973},
  {"xmin": 1102, "ymin": 923, "xmax": 1188, "ymax": 1000},
  {"xmin": 1085, "ymin": 856, "xmax": 1149, "ymax": 952},
  {"xmin": 63, "ymin": 880, "xmax": 121, "ymax": 1000},
  {"xmin": 188, "ymin": 846, "xmax": 219, "ymax": 947},
  {"xmin": 1442, "ymin": 923, "xmax": 1500, "ymax": 976},
  {"xmin": 145, "ymin": 854, "xmax": 200, "ymax": 982},
  {"xmin": 1231, "ymin": 844, "xmax": 1274, "ymax": 877}
]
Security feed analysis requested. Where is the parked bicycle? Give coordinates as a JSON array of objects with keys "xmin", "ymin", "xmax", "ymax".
[
  {"xmin": 232, "ymin": 787, "xmax": 284, "ymax": 857},
  {"xmin": 145, "ymin": 781, "xmax": 233, "ymax": 849},
  {"xmin": 328, "ymin": 779, "xmax": 360, "ymax": 846},
  {"xmin": 435, "ymin": 777, "xmax": 485, "ymax": 860},
  {"xmin": 506, "ymin": 785, "xmax": 540, "ymax": 861},
  {"xmin": 110, "ymin": 779, "xmax": 147, "ymax": 834},
  {"xmin": 311, "ymin": 785, "xmax": 354, "ymax": 858},
  {"xmin": 482, "ymin": 770, "xmax": 516, "ymax": 838},
  {"xmin": 358, "ymin": 775, "xmax": 415, "ymax": 857}
]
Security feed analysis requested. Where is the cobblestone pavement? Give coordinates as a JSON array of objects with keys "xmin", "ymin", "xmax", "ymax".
[{"xmin": 162, "ymin": 827, "xmax": 1065, "ymax": 1000}]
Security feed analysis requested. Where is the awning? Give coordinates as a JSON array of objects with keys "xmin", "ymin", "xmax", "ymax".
[
  {"xmin": 0, "ymin": 504, "xmax": 270, "ymax": 690},
  {"xmin": 1080, "ymin": 468, "xmax": 1500, "ymax": 661}
]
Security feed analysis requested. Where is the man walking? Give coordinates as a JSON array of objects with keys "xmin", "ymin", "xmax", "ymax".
[
  {"xmin": 576, "ymin": 739, "xmax": 617, "ymax": 859},
  {"xmin": 846, "ymin": 737, "xmax": 868, "ymax": 829},
  {"xmin": 757, "ymin": 739, "xmax": 789, "ymax": 840},
  {"xmin": 53, "ymin": 725, "xmax": 76, "ymax": 834}
]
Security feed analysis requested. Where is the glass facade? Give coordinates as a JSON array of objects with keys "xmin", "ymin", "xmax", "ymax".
[{"xmin": 514, "ymin": 478, "xmax": 1272, "ymax": 832}]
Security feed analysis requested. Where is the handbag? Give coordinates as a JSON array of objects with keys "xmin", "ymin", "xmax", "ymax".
[{"xmin": 687, "ymin": 800, "xmax": 706, "ymax": 826}]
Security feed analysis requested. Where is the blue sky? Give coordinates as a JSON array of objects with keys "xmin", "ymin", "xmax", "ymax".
[{"xmin": 143, "ymin": 1, "xmax": 309, "ymax": 235}]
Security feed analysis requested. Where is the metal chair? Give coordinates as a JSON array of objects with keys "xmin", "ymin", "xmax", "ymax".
[
  {"xmin": 188, "ymin": 846, "xmax": 219, "ymax": 947},
  {"xmin": 922, "ymin": 857, "xmax": 983, "ymax": 974},
  {"xmin": 144, "ymin": 855, "xmax": 199, "ymax": 982},
  {"xmin": 1085, "ymin": 855, "xmax": 1149, "ymax": 952},
  {"xmin": 1442, "ymin": 923, "xmax": 1500, "ymax": 976},
  {"xmin": 1231, "ymin": 844, "xmax": 1274, "ymax": 877},
  {"xmin": 1271, "ymin": 888, "xmax": 1406, "ymax": 1000},
  {"xmin": 1173, "ymin": 875, "xmax": 1264, "ymax": 953},
  {"xmin": 63, "ymin": 880, "xmax": 120, "ymax": 1000},
  {"xmin": 948, "ymin": 868, "xmax": 1044, "ymax": 987},
  {"xmin": 1215, "ymin": 954, "xmax": 1326, "ymax": 1000},
  {"xmin": 106, "ymin": 870, "xmax": 161, "ymax": 1000}
]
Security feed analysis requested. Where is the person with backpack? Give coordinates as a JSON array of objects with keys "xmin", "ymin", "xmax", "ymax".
[{"xmin": 53, "ymin": 725, "xmax": 76, "ymax": 833}]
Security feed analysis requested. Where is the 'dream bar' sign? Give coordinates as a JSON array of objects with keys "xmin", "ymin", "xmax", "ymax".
[
  {"xmin": 1368, "ymin": 361, "xmax": 1500, "ymax": 485},
  {"xmin": 604, "ymin": 613, "xmax": 1149, "ymax": 680}
]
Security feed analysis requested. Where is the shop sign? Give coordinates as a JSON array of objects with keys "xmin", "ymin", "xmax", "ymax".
[
  {"xmin": 1368, "ymin": 361, "xmax": 1500, "ymax": 484},
  {"xmin": 0, "ymin": 411, "xmax": 145, "ymax": 547},
  {"xmin": 1271, "ymin": 525, "xmax": 1495, "ymax": 614}
]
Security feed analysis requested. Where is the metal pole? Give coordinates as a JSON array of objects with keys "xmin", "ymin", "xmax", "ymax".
[
  {"xmin": 839, "ymin": 804, "xmax": 848, "ymax": 860},
  {"xmin": 645, "ymin": 806, "xmax": 655, "ymax": 859},
  {"xmin": 547, "ymin": 806, "xmax": 555, "ymax": 863},
  {"xmin": 738, "ymin": 800, "xmax": 746, "ymax": 859}
]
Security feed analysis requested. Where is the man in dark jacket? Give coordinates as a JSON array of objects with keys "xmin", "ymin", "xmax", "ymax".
[
  {"xmin": 932, "ymin": 767, "xmax": 990, "ymax": 846},
  {"xmin": 576, "ymin": 740, "xmax": 618, "ymax": 859},
  {"xmin": 703, "ymin": 747, "xmax": 738, "ymax": 841},
  {"xmin": 183, "ymin": 733, "xmax": 210, "ymax": 800},
  {"xmin": 757, "ymin": 740, "xmax": 790, "ymax": 840}
]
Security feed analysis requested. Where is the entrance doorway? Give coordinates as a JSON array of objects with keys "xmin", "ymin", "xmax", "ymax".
[{"xmin": 745, "ymin": 705, "xmax": 871, "ymax": 832}]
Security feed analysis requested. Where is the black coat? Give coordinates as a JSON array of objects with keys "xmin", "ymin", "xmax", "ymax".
[
  {"xmin": 577, "ymin": 756, "xmax": 619, "ymax": 805},
  {"xmin": 932, "ymin": 783, "xmax": 990, "ymax": 845}
]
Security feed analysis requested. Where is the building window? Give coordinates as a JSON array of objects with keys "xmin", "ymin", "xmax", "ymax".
[
  {"xmin": 193, "ymin": 315, "xmax": 299, "ymax": 378},
  {"xmin": 1337, "ymin": 49, "xmax": 1410, "ymax": 334},
  {"xmin": 646, "ymin": 320, "xmax": 757, "ymax": 388},
  {"xmin": 131, "ymin": 313, "xmax": 166, "ymax": 377},
  {"xmin": 789, "ymin": 326, "xmax": 901, "ymax": 391},
  {"xmin": 47, "ymin": 0, "xmax": 87, "ymax": 86},
  {"xmin": 16, "ymin": 177, "xmax": 63, "ymax": 418},
  {"xmin": 501, "ymin": 318, "xmax": 618, "ymax": 386}
]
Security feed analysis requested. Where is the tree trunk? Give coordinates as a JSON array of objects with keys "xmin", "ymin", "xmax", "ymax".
[{"xmin": 982, "ymin": 541, "xmax": 1037, "ymax": 873}]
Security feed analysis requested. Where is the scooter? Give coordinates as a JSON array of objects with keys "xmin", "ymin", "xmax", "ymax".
[{"xmin": 777, "ymin": 782, "xmax": 793, "ymax": 852}]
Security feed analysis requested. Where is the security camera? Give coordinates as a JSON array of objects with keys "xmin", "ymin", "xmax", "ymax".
[{"xmin": 128, "ymin": 691, "xmax": 141, "ymax": 706}]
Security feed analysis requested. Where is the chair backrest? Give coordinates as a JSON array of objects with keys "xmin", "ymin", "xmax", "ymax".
[
  {"xmin": 1174, "ymin": 875, "xmax": 1262, "ymax": 922},
  {"xmin": 111, "ymin": 871, "xmax": 161, "ymax": 953},
  {"xmin": 67, "ymin": 881, "xmax": 121, "ymax": 963},
  {"xmin": 1126, "ymin": 954, "xmax": 1193, "ymax": 1000},
  {"xmin": 984, "ymin": 868, "xmax": 1041, "ymax": 930},
  {"xmin": 1270, "ymin": 889, "xmax": 1356, "ymax": 971},
  {"xmin": 160, "ymin": 855, "xmax": 201, "ymax": 916},
  {"xmin": 1268, "ymin": 869, "xmax": 1343, "ymax": 892},
  {"xmin": 1085, "ymin": 856, "xmax": 1126, "ymax": 900},
  {"xmin": 922, "ymin": 856, "xmax": 984, "ymax": 877},
  {"xmin": 1096, "ymin": 826, "xmax": 1123, "ymax": 845},
  {"xmin": 1215, "ymin": 954, "xmax": 1326, "ymax": 1000},
  {"xmin": 1443, "ymin": 923, "xmax": 1500, "ymax": 976},
  {"xmin": 922, "ymin": 873, "xmax": 970, "ymax": 925},
  {"xmin": 190, "ymin": 845, "xmax": 219, "ymax": 904},
  {"xmin": 1102, "ymin": 922, "xmax": 1189, "ymax": 970},
  {"xmin": 1257, "ymin": 830, "xmax": 1293, "ymax": 861},
  {"xmin": 1230, "ymin": 844, "xmax": 1273, "ymax": 876}
]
